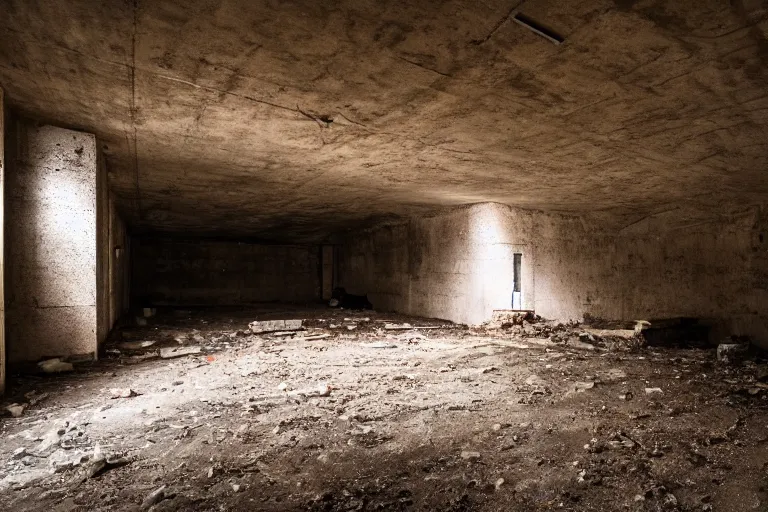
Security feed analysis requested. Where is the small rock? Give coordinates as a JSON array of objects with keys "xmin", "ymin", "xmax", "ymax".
[
  {"xmin": 494, "ymin": 478, "xmax": 504, "ymax": 490},
  {"xmin": 756, "ymin": 365, "xmax": 768, "ymax": 382},
  {"xmin": 316, "ymin": 383, "xmax": 332, "ymax": 397},
  {"xmin": 717, "ymin": 343, "xmax": 747, "ymax": 364},
  {"xmin": 141, "ymin": 485, "xmax": 167, "ymax": 510},
  {"xmin": 37, "ymin": 358, "xmax": 74, "ymax": 373},
  {"xmin": 12, "ymin": 447, "xmax": 28, "ymax": 459},
  {"xmin": 645, "ymin": 387, "xmax": 663, "ymax": 395},
  {"xmin": 207, "ymin": 467, "xmax": 215, "ymax": 478},
  {"xmin": 525, "ymin": 375, "xmax": 545, "ymax": 386},
  {"xmin": 662, "ymin": 493, "xmax": 678, "ymax": 510},
  {"xmin": 572, "ymin": 381, "xmax": 595, "ymax": 392},
  {"xmin": 231, "ymin": 483, "xmax": 242, "ymax": 492},
  {"xmin": 620, "ymin": 392, "xmax": 633, "ymax": 401},
  {"xmin": 278, "ymin": 382, "xmax": 289, "ymax": 391},
  {"xmin": 110, "ymin": 388, "xmax": 140, "ymax": 399},
  {"xmin": 460, "ymin": 451, "xmax": 481, "ymax": 461},
  {"xmin": 492, "ymin": 423, "xmax": 502, "ymax": 431},
  {"xmin": 5, "ymin": 403, "xmax": 25, "ymax": 417},
  {"xmin": 117, "ymin": 340, "xmax": 156, "ymax": 350}
]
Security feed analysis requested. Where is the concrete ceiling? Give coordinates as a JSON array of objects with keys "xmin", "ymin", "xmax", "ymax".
[{"xmin": 1, "ymin": 0, "xmax": 767, "ymax": 242}]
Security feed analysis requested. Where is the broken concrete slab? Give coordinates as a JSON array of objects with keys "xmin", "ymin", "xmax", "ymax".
[{"xmin": 249, "ymin": 319, "xmax": 303, "ymax": 334}]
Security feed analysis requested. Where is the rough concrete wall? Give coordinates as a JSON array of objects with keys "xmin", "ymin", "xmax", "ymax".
[
  {"xmin": 0, "ymin": 88, "xmax": 5, "ymax": 393},
  {"xmin": 340, "ymin": 203, "xmax": 768, "ymax": 345},
  {"xmin": 132, "ymin": 237, "xmax": 320, "ymax": 305},
  {"xmin": 96, "ymin": 146, "xmax": 109, "ymax": 347},
  {"xmin": 6, "ymin": 121, "xmax": 99, "ymax": 362},
  {"xmin": 340, "ymin": 204, "xmax": 529, "ymax": 325}
]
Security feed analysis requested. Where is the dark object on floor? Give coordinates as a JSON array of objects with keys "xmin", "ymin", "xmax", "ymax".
[{"xmin": 330, "ymin": 287, "xmax": 373, "ymax": 310}]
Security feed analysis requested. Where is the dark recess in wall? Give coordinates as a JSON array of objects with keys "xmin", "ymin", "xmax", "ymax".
[{"xmin": 132, "ymin": 236, "xmax": 321, "ymax": 306}]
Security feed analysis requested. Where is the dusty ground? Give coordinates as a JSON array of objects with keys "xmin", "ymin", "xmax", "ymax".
[{"xmin": 1, "ymin": 306, "xmax": 767, "ymax": 511}]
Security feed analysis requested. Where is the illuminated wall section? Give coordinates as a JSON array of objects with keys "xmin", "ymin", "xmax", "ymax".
[{"xmin": 6, "ymin": 122, "xmax": 100, "ymax": 362}]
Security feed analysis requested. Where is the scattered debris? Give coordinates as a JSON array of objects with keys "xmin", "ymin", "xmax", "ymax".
[
  {"xmin": 250, "ymin": 319, "xmax": 303, "ymax": 334},
  {"xmin": 159, "ymin": 346, "xmax": 202, "ymax": 359},
  {"xmin": 361, "ymin": 342, "xmax": 397, "ymax": 349},
  {"xmin": 717, "ymin": 343, "xmax": 747, "ymax": 364},
  {"xmin": 117, "ymin": 340, "xmax": 156, "ymax": 350},
  {"xmin": 384, "ymin": 323, "xmax": 442, "ymax": 330},
  {"xmin": 645, "ymin": 387, "xmax": 664, "ymax": 396}
]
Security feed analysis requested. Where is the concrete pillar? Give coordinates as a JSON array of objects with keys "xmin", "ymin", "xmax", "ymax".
[
  {"xmin": 0, "ymin": 87, "xmax": 5, "ymax": 393},
  {"xmin": 6, "ymin": 121, "xmax": 100, "ymax": 362}
]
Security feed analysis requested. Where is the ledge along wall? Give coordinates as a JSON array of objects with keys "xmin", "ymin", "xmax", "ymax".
[
  {"xmin": 339, "ymin": 202, "xmax": 768, "ymax": 347},
  {"xmin": 131, "ymin": 237, "xmax": 321, "ymax": 306},
  {"xmin": 5, "ymin": 118, "xmax": 126, "ymax": 363}
]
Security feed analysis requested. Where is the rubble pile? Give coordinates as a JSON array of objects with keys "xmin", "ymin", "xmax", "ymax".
[{"xmin": 490, "ymin": 311, "xmax": 644, "ymax": 351}]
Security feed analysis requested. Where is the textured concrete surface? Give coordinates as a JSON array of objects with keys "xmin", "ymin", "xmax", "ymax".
[
  {"xmin": 0, "ymin": 87, "xmax": 5, "ymax": 393},
  {"xmin": 0, "ymin": 1, "xmax": 766, "ymax": 241},
  {"xmin": 108, "ymin": 194, "xmax": 130, "ymax": 330},
  {"xmin": 6, "ymin": 121, "xmax": 99, "ymax": 362},
  {"xmin": 131, "ymin": 237, "xmax": 320, "ymax": 305},
  {"xmin": 340, "ymin": 202, "xmax": 768, "ymax": 345}
]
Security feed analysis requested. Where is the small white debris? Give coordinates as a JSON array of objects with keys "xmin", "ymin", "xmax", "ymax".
[
  {"xmin": 494, "ymin": 478, "xmax": 505, "ymax": 490},
  {"xmin": 37, "ymin": 358, "xmax": 74, "ymax": 373},
  {"xmin": 278, "ymin": 382, "xmax": 289, "ymax": 391},
  {"xmin": 645, "ymin": 387, "xmax": 664, "ymax": 395},
  {"xmin": 317, "ymin": 383, "xmax": 332, "ymax": 397},
  {"xmin": 110, "ymin": 388, "xmax": 140, "ymax": 399},
  {"xmin": 231, "ymin": 483, "xmax": 242, "ymax": 492},
  {"xmin": 460, "ymin": 451, "xmax": 481, "ymax": 461}
]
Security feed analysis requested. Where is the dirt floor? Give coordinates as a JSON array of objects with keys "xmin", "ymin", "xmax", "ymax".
[{"xmin": 1, "ymin": 306, "xmax": 767, "ymax": 511}]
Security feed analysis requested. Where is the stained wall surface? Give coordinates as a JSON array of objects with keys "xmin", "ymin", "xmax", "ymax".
[
  {"xmin": 132, "ymin": 238, "xmax": 320, "ymax": 305},
  {"xmin": 339, "ymin": 202, "xmax": 768, "ymax": 345},
  {"xmin": 6, "ymin": 121, "xmax": 100, "ymax": 362}
]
